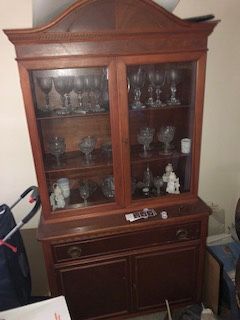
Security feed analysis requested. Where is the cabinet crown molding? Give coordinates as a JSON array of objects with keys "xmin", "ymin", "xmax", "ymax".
[{"xmin": 4, "ymin": 0, "xmax": 218, "ymax": 44}]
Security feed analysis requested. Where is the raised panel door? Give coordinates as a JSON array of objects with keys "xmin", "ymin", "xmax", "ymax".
[{"xmin": 57, "ymin": 257, "xmax": 130, "ymax": 320}]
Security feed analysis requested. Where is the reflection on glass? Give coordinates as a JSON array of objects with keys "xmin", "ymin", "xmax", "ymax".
[
  {"xmin": 153, "ymin": 176, "xmax": 164, "ymax": 196},
  {"xmin": 102, "ymin": 175, "xmax": 115, "ymax": 198}
]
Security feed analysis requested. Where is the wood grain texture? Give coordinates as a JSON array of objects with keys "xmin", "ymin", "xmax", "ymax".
[{"xmin": 5, "ymin": 1, "xmax": 218, "ymax": 318}]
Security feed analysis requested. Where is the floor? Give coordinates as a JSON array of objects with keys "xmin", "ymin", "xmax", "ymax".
[
  {"xmin": 127, "ymin": 305, "xmax": 232, "ymax": 320},
  {"xmin": 130, "ymin": 312, "xmax": 165, "ymax": 320}
]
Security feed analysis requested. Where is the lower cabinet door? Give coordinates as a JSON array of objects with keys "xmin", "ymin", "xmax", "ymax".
[
  {"xmin": 133, "ymin": 245, "xmax": 200, "ymax": 311},
  {"xmin": 57, "ymin": 257, "xmax": 130, "ymax": 320}
]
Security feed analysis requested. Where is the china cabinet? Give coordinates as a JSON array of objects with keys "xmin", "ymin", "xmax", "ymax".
[{"xmin": 4, "ymin": 0, "xmax": 218, "ymax": 319}]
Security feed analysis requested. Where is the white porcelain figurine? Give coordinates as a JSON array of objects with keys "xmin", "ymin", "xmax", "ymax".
[
  {"xmin": 166, "ymin": 172, "xmax": 180, "ymax": 194},
  {"xmin": 162, "ymin": 163, "xmax": 173, "ymax": 183},
  {"xmin": 50, "ymin": 183, "xmax": 65, "ymax": 209}
]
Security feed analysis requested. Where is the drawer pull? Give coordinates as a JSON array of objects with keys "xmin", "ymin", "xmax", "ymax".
[
  {"xmin": 67, "ymin": 246, "xmax": 82, "ymax": 258},
  {"xmin": 176, "ymin": 229, "xmax": 189, "ymax": 240}
]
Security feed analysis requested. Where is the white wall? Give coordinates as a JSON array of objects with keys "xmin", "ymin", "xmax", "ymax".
[
  {"xmin": 0, "ymin": 0, "xmax": 240, "ymax": 230},
  {"xmin": 175, "ymin": 0, "xmax": 240, "ymax": 230},
  {"xmin": 0, "ymin": 0, "xmax": 40, "ymax": 228}
]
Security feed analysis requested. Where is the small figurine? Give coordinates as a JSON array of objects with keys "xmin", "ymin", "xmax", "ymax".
[
  {"xmin": 166, "ymin": 172, "xmax": 180, "ymax": 194},
  {"xmin": 50, "ymin": 183, "xmax": 65, "ymax": 210},
  {"xmin": 175, "ymin": 177, "xmax": 180, "ymax": 194},
  {"xmin": 162, "ymin": 163, "xmax": 173, "ymax": 183}
]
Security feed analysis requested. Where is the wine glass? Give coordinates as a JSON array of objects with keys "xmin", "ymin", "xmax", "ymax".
[
  {"xmin": 146, "ymin": 68, "xmax": 155, "ymax": 107},
  {"xmin": 37, "ymin": 77, "xmax": 52, "ymax": 112},
  {"xmin": 93, "ymin": 74, "xmax": 102, "ymax": 112},
  {"xmin": 49, "ymin": 136, "xmax": 66, "ymax": 167},
  {"xmin": 157, "ymin": 126, "xmax": 175, "ymax": 154},
  {"xmin": 53, "ymin": 76, "xmax": 74, "ymax": 114},
  {"xmin": 154, "ymin": 70, "xmax": 166, "ymax": 107},
  {"xmin": 79, "ymin": 136, "xmax": 96, "ymax": 164},
  {"xmin": 79, "ymin": 181, "xmax": 90, "ymax": 206},
  {"xmin": 129, "ymin": 68, "xmax": 146, "ymax": 110},
  {"xmin": 153, "ymin": 176, "xmax": 164, "ymax": 196},
  {"xmin": 84, "ymin": 75, "xmax": 94, "ymax": 112},
  {"xmin": 73, "ymin": 76, "xmax": 85, "ymax": 112},
  {"xmin": 167, "ymin": 69, "xmax": 181, "ymax": 105},
  {"xmin": 137, "ymin": 127, "xmax": 154, "ymax": 158}
]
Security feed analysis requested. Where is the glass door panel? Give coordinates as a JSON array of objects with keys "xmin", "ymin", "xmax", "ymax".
[
  {"xmin": 127, "ymin": 62, "xmax": 196, "ymax": 201},
  {"xmin": 31, "ymin": 67, "xmax": 115, "ymax": 212}
]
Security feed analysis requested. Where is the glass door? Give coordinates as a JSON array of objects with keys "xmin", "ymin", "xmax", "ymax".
[
  {"xmin": 31, "ymin": 66, "xmax": 116, "ymax": 213},
  {"xmin": 126, "ymin": 61, "xmax": 196, "ymax": 201}
]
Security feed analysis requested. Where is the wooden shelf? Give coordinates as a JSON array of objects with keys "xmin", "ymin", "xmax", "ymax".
[
  {"xmin": 44, "ymin": 150, "xmax": 113, "ymax": 174},
  {"xmin": 128, "ymin": 104, "xmax": 191, "ymax": 114},
  {"xmin": 36, "ymin": 110, "xmax": 109, "ymax": 120},
  {"xmin": 130, "ymin": 145, "xmax": 190, "ymax": 165}
]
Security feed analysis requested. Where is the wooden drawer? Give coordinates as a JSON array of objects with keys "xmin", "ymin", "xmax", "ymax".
[{"xmin": 53, "ymin": 222, "xmax": 201, "ymax": 263}]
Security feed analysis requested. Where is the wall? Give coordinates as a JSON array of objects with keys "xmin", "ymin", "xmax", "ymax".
[
  {"xmin": 0, "ymin": 1, "xmax": 39, "ymax": 228},
  {"xmin": 1, "ymin": 0, "xmax": 240, "ymax": 231},
  {"xmin": 175, "ymin": 0, "xmax": 240, "ymax": 230}
]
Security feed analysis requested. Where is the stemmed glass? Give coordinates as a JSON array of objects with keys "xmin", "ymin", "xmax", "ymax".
[
  {"xmin": 154, "ymin": 70, "xmax": 166, "ymax": 107},
  {"xmin": 73, "ymin": 76, "xmax": 85, "ymax": 112},
  {"xmin": 146, "ymin": 69, "xmax": 155, "ymax": 107},
  {"xmin": 79, "ymin": 181, "xmax": 90, "ymax": 206},
  {"xmin": 157, "ymin": 126, "xmax": 175, "ymax": 154},
  {"xmin": 37, "ymin": 77, "xmax": 52, "ymax": 112},
  {"xmin": 129, "ymin": 68, "xmax": 146, "ymax": 110},
  {"xmin": 48, "ymin": 136, "xmax": 66, "ymax": 167},
  {"xmin": 137, "ymin": 127, "xmax": 155, "ymax": 158},
  {"xmin": 93, "ymin": 74, "xmax": 102, "ymax": 112},
  {"xmin": 53, "ymin": 76, "xmax": 74, "ymax": 114},
  {"xmin": 153, "ymin": 176, "xmax": 164, "ymax": 196},
  {"xmin": 167, "ymin": 69, "xmax": 181, "ymax": 105},
  {"xmin": 79, "ymin": 136, "xmax": 96, "ymax": 164},
  {"xmin": 84, "ymin": 75, "xmax": 94, "ymax": 112}
]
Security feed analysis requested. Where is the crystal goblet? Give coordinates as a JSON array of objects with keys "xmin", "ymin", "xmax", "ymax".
[
  {"xmin": 154, "ymin": 70, "xmax": 166, "ymax": 107},
  {"xmin": 92, "ymin": 74, "xmax": 102, "ymax": 112},
  {"xmin": 167, "ymin": 69, "xmax": 181, "ymax": 105},
  {"xmin": 73, "ymin": 76, "xmax": 85, "ymax": 112},
  {"xmin": 53, "ymin": 76, "xmax": 74, "ymax": 114},
  {"xmin": 49, "ymin": 136, "xmax": 66, "ymax": 167},
  {"xmin": 146, "ymin": 68, "xmax": 155, "ymax": 107},
  {"xmin": 79, "ymin": 181, "xmax": 90, "ymax": 206},
  {"xmin": 84, "ymin": 75, "xmax": 94, "ymax": 112},
  {"xmin": 79, "ymin": 136, "xmax": 96, "ymax": 164},
  {"xmin": 129, "ymin": 68, "xmax": 146, "ymax": 110},
  {"xmin": 137, "ymin": 127, "xmax": 154, "ymax": 158},
  {"xmin": 157, "ymin": 126, "xmax": 175, "ymax": 154},
  {"xmin": 37, "ymin": 77, "xmax": 52, "ymax": 112}
]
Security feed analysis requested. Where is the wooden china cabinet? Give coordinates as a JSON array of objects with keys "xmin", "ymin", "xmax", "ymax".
[{"xmin": 5, "ymin": 1, "xmax": 218, "ymax": 319}]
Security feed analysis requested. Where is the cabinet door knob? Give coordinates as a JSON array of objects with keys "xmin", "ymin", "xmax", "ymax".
[
  {"xmin": 176, "ymin": 229, "xmax": 189, "ymax": 240},
  {"xmin": 67, "ymin": 246, "xmax": 82, "ymax": 258}
]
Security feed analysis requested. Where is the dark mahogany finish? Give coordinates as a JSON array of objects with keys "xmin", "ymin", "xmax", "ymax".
[{"xmin": 4, "ymin": 0, "xmax": 218, "ymax": 319}]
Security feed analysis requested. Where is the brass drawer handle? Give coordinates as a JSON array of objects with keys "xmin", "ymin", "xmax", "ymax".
[
  {"xmin": 176, "ymin": 229, "xmax": 189, "ymax": 240},
  {"xmin": 67, "ymin": 246, "xmax": 82, "ymax": 258}
]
